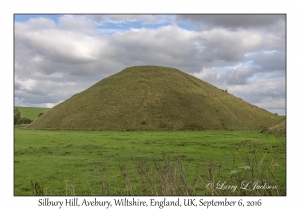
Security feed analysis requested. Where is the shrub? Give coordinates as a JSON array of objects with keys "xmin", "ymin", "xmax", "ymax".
[{"xmin": 20, "ymin": 118, "xmax": 33, "ymax": 124}]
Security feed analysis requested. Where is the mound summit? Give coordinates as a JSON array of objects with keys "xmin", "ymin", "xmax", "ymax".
[{"xmin": 28, "ymin": 66, "xmax": 282, "ymax": 130}]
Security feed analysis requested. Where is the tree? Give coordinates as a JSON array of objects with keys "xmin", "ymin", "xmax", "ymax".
[
  {"xmin": 38, "ymin": 113, "xmax": 44, "ymax": 117},
  {"xmin": 14, "ymin": 107, "xmax": 21, "ymax": 125}
]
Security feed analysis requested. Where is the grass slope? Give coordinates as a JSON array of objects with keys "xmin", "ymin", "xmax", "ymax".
[
  {"xmin": 16, "ymin": 106, "xmax": 50, "ymax": 120},
  {"xmin": 262, "ymin": 117, "xmax": 286, "ymax": 136},
  {"xmin": 28, "ymin": 65, "xmax": 282, "ymax": 130}
]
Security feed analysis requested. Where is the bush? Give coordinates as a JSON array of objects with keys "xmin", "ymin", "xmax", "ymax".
[{"xmin": 20, "ymin": 118, "xmax": 33, "ymax": 124}]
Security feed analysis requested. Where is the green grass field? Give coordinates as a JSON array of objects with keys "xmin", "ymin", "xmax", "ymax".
[
  {"xmin": 16, "ymin": 107, "xmax": 50, "ymax": 120},
  {"xmin": 14, "ymin": 128, "xmax": 286, "ymax": 196}
]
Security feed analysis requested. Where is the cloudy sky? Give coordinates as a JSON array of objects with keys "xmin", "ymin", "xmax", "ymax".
[{"xmin": 14, "ymin": 14, "xmax": 286, "ymax": 115}]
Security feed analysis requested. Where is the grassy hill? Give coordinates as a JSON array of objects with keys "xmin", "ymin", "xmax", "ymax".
[
  {"xmin": 15, "ymin": 106, "xmax": 51, "ymax": 120},
  {"xmin": 262, "ymin": 117, "xmax": 286, "ymax": 136},
  {"xmin": 27, "ymin": 65, "xmax": 282, "ymax": 130}
]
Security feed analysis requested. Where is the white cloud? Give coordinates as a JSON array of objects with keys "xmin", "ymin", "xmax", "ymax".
[
  {"xmin": 58, "ymin": 15, "xmax": 97, "ymax": 33},
  {"xmin": 15, "ymin": 28, "xmax": 103, "ymax": 64},
  {"xmin": 15, "ymin": 17, "xmax": 56, "ymax": 30}
]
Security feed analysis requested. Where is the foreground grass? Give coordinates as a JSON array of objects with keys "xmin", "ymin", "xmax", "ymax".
[{"xmin": 14, "ymin": 129, "xmax": 286, "ymax": 196}]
